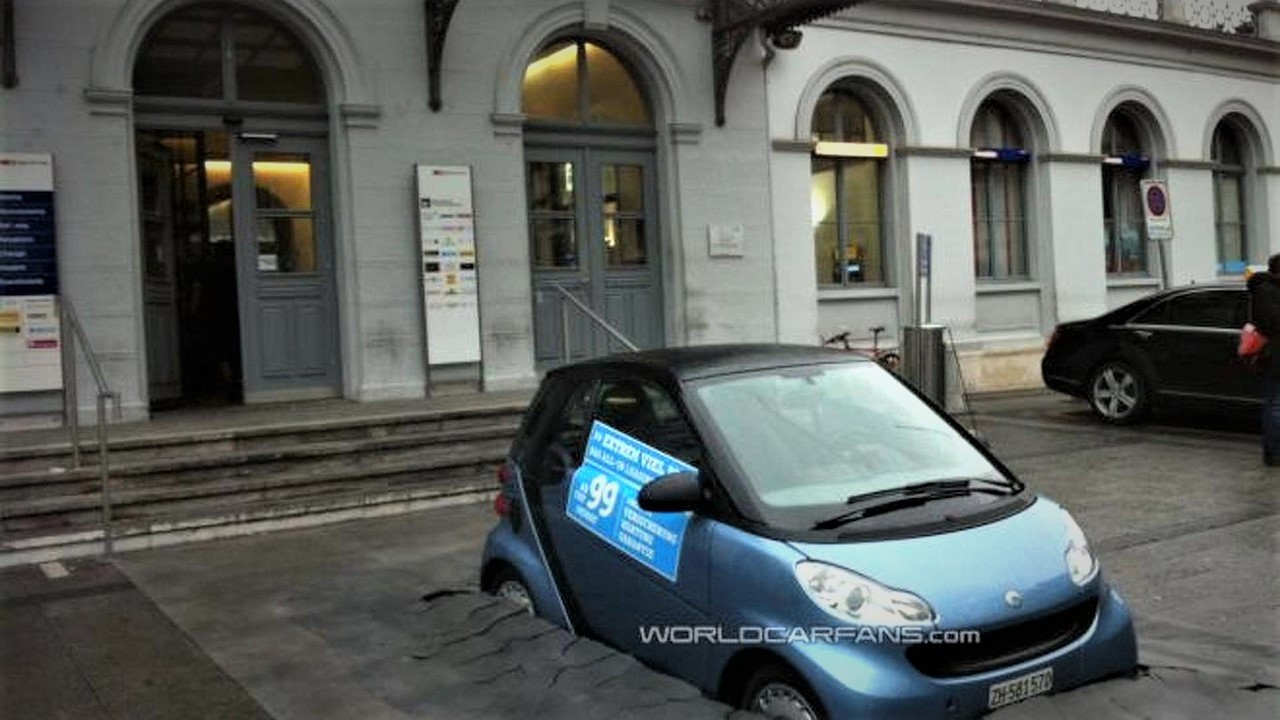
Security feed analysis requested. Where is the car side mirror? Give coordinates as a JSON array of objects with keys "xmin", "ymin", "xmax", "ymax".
[{"xmin": 638, "ymin": 472, "xmax": 702, "ymax": 513}]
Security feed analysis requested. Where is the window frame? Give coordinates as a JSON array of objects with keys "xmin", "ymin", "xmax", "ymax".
[
  {"xmin": 1100, "ymin": 110, "xmax": 1153, "ymax": 277},
  {"xmin": 810, "ymin": 87, "xmax": 891, "ymax": 289},
  {"xmin": 969, "ymin": 100, "xmax": 1031, "ymax": 282},
  {"xmin": 521, "ymin": 37, "xmax": 653, "ymax": 131},
  {"xmin": 1210, "ymin": 121, "xmax": 1249, "ymax": 276},
  {"xmin": 132, "ymin": 4, "xmax": 325, "ymax": 109}
]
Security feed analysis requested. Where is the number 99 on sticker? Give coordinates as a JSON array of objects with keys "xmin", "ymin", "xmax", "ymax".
[{"xmin": 584, "ymin": 473, "xmax": 620, "ymax": 517}]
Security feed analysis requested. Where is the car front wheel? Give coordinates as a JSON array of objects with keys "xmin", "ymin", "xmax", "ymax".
[
  {"xmin": 741, "ymin": 663, "xmax": 825, "ymax": 720},
  {"xmin": 1088, "ymin": 360, "xmax": 1148, "ymax": 424}
]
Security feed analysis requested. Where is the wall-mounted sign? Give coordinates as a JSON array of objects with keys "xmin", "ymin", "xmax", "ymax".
[
  {"xmin": 707, "ymin": 224, "xmax": 744, "ymax": 258},
  {"xmin": 0, "ymin": 153, "xmax": 61, "ymax": 392},
  {"xmin": 0, "ymin": 153, "xmax": 57, "ymax": 297},
  {"xmin": 916, "ymin": 232, "xmax": 932, "ymax": 279},
  {"xmin": 416, "ymin": 165, "xmax": 481, "ymax": 365},
  {"xmin": 1141, "ymin": 179, "xmax": 1173, "ymax": 242}
]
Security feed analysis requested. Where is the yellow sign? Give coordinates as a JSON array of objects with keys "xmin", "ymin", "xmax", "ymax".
[{"xmin": 0, "ymin": 309, "xmax": 19, "ymax": 333}]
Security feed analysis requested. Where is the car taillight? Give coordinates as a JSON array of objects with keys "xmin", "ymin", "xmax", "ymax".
[
  {"xmin": 494, "ymin": 463, "xmax": 514, "ymax": 516},
  {"xmin": 493, "ymin": 491, "xmax": 511, "ymax": 516}
]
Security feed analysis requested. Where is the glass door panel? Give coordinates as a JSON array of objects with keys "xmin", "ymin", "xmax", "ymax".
[{"xmin": 251, "ymin": 153, "xmax": 316, "ymax": 274}]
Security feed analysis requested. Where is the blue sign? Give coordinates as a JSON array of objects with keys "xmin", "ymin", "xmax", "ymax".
[
  {"xmin": 0, "ymin": 190, "xmax": 58, "ymax": 297},
  {"xmin": 566, "ymin": 421, "xmax": 695, "ymax": 582},
  {"xmin": 917, "ymin": 233, "xmax": 931, "ymax": 278}
]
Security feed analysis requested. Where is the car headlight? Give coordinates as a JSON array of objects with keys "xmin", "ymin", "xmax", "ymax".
[
  {"xmin": 1063, "ymin": 510, "xmax": 1098, "ymax": 586},
  {"xmin": 794, "ymin": 561, "xmax": 935, "ymax": 626}
]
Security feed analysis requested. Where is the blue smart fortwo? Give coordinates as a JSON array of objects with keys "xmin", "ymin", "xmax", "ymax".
[{"xmin": 480, "ymin": 345, "xmax": 1137, "ymax": 719}]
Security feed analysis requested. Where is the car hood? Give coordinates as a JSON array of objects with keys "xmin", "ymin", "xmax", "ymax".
[{"xmin": 787, "ymin": 496, "xmax": 1094, "ymax": 629}]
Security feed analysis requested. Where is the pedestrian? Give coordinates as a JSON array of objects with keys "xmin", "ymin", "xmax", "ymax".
[{"xmin": 1247, "ymin": 254, "xmax": 1280, "ymax": 466}]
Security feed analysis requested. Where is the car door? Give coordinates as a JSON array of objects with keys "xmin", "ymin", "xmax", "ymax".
[
  {"xmin": 1129, "ymin": 289, "xmax": 1252, "ymax": 403},
  {"xmin": 526, "ymin": 370, "xmax": 714, "ymax": 684}
]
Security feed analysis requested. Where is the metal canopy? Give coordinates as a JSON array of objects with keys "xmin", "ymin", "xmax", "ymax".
[
  {"xmin": 711, "ymin": 0, "xmax": 861, "ymax": 125},
  {"xmin": 424, "ymin": 0, "xmax": 460, "ymax": 112},
  {"xmin": 2, "ymin": 0, "xmax": 15, "ymax": 89}
]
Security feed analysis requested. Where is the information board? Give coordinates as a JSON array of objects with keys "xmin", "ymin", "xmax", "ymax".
[
  {"xmin": 566, "ymin": 421, "xmax": 696, "ymax": 582},
  {"xmin": 0, "ymin": 153, "xmax": 62, "ymax": 392},
  {"xmin": 416, "ymin": 165, "xmax": 481, "ymax": 365},
  {"xmin": 0, "ymin": 154, "xmax": 57, "ymax": 296}
]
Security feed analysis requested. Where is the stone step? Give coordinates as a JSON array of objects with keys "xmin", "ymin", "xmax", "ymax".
[
  {"xmin": 0, "ymin": 403, "xmax": 527, "ymax": 474},
  {"xmin": 0, "ymin": 476, "xmax": 496, "ymax": 568},
  {"xmin": 0, "ymin": 440, "xmax": 509, "ymax": 532},
  {"xmin": 0, "ymin": 420, "xmax": 520, "ymax": 496},
  {"xmin": 0, "ymin": 398, "xmax": 526, "ymax": 565}
]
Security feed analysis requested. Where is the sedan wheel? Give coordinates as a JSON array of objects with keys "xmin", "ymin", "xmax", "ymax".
[{"xmin": 1088, "ymin": 361, "xmax": 1147, "ymax": 424}]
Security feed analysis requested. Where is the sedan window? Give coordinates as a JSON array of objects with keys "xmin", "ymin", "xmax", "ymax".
[{"xmin": 1134, "ymin": 291, "xmax": 1241, "ymax": 329}]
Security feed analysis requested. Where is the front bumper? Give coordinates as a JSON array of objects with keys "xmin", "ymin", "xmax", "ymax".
[{"xmin": 781, "ymin": 584, "xmax": 1137, "ymax": 719}]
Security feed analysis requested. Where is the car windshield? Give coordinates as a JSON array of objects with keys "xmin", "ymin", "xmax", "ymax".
[{"xmin": 691, "ymin": 362, "xmax": 1008, "ymax": 523}]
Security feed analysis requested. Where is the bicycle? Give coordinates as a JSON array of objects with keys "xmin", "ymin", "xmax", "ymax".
[{"xmin": 821, "ymin": 325, "xmax": 902, "ymax": 372}]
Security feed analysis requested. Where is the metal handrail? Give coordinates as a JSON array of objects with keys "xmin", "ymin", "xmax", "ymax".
[
  {"xmin": 60, "ymin": 298, "xmax": 119, "ymax": 555},
  {"xmin": 548, "ymin": 283, "xmax": 639, "ymax": 364}
]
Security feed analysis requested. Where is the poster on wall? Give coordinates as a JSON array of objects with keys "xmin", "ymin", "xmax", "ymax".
[
  {"xmin": 0, "ymin": 153, "xmax": 62, "ymax": 393},
  {"xmin": 415, "ymin": 165, "xmax": 481, "ymax": 365}
]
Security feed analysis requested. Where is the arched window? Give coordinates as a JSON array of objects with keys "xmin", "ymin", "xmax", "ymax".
[
  {"xmin": 970, "ymin": 100, "xmax": 1030, "ymax": 280},
  {"xmin": 133, "ymin": 4, "xmax": 323, "ymax": 104},
  {"xmin": 1211, "ymin": 119, "xmax": 1250, "ymax": 275},
  {"xmin": 811, "ymin": 88, "xmax": 889, "ymax": 286},
  {"xmin": 521, "ymin": 39, "xmax": 650, "ymax": 126},
  {"xmin": 1100, "ymin": 108, "xmax": 1152, "ymax": 275}
]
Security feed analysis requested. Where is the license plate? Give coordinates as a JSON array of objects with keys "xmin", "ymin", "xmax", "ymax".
[{"xmin": 987, "ymin": 667, "xmax": 1053, "ymax": 710}]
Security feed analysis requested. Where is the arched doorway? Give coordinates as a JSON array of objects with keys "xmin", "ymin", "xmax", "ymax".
[
  {"xmin": 521, "ymin": 37, "xmax": 661, "ymax": 364},
  {"xmin": 133, "ymin": 2, "xmax": 339, "ymax": 406}
]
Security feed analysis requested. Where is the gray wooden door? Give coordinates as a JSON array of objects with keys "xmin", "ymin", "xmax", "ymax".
[
  {"xmin": 528, "ymin": 148, "xmax": 660, "ymax": 364},
  {"xmin": 232, "ymin": 135, "xmax": 340, "ymax": 401},
  {"xmin": 137, "ymin": 143, "xmax": 182, "ymax": 403}
]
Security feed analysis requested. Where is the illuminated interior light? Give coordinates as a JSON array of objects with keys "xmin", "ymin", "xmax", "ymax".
[{"xmin": 813, "ymin": 141, "xmax": 889, "ymax": 159}]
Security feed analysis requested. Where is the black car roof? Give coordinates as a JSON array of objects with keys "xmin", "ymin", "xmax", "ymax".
[{"xmin": 549, "ymin": 343, "xmax": 864, "ymax": 382}]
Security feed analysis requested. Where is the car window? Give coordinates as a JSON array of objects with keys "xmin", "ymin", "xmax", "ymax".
[
  {"xmin": 595, "ymin": 378, "xmax": 703, "ymax": 466},
  {"xmin": 532, "ymin": 378, "xmax": 596, "ymax": 479},
  {"xmin": 691, "ymin": 363, "xmax": 1004, "ymax": 524},
  {"xmin": 1134, "ymin": 291, "xmax": 1239, "ymax": 329}
]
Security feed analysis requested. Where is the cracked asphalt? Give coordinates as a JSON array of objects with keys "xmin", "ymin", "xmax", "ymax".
[{"xmin": 2, "ymin": 390, "xmax": 1276, "ymax": 719}]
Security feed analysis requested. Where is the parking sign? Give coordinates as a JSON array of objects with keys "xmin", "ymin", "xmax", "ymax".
[{"xmin": 1140, "ymin": 180, "xmax": 1172, "ymax": 241}]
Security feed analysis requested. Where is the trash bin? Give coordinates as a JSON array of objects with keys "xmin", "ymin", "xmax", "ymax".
[{"xmin": 902, "ymin": 325, "xmax": 947, "ymax": 406}]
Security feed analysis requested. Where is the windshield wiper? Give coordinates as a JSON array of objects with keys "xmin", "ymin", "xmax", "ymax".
[
  {"xmin": 842, "ymin": 477, "xmax": 1018, "ymax": 506},
  {"xmin": 811, "ymin": 478, "xmax": 1020, "ymax": 531}
]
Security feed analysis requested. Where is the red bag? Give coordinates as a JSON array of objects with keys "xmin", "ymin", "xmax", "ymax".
[{"xmin": 1239, "ymin": 322, "xmax": 1268, "ymax": 358}]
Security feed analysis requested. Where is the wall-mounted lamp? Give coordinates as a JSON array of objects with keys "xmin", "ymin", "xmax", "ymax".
[{"xmin": 769, "ymin": 28, "xmax": 803, "ymax": 49}]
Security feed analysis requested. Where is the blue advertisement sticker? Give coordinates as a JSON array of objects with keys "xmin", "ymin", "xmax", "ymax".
[{"xmin": 566, "ymin": 421, "xmax": 695, "ymax": 582}]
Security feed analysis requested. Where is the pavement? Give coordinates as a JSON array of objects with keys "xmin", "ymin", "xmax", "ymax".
[{"xmin": 1, "ymin": 390, "xmax": 1277, "ymax": 719}]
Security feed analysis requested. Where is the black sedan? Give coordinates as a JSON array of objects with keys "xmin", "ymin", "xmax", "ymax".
[{"xmin": 1042, "ymin": 284, "xmax": 1257, "ymax": 424}]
